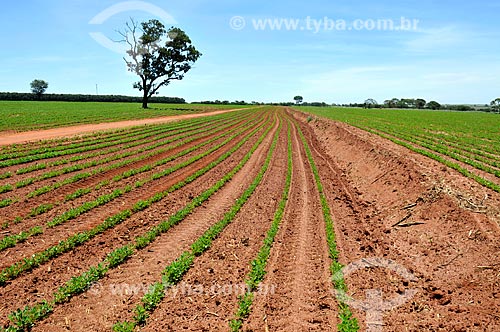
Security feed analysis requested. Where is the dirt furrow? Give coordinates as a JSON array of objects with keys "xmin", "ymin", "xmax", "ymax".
[
  {"xmin": 30, "ymin": 113, "xmax": 281, "ymax": 332},
  {"xmin": 245, "ymin": 116, "xmax": 338, "ymax": 331},
  {"xmin": 0, "ymin": 115, "xmax": 272, "ymax": 326}
]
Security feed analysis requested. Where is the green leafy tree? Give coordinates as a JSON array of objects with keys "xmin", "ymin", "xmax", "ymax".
[
  {"xmin": 120, "ymin": 19, "xmax": 202, "ymax": 109},
  {"xmin": 30, "ymin": 79, "xmax": 48, "ymax": 99},
  {"xmin": 416, "ymin": 98, "xmax": 426, "ymax": 109},
  {"xmin": 384, "ymin": 98, "xmax": 401, "ymax": 108},
  {"xmin": 426, "ymin": 101, "xmax": 442, "ymax": 110},
  {"xmin": 491, "ymin": 98, "xmax": 500, "ymax": 113},
  {"xmin": 364, "ymin": 98, "xmax": 378, "ymax": 109},
  {"xmin": 294, "ymin": 96, "xmax": 303, "ymax": 105}
]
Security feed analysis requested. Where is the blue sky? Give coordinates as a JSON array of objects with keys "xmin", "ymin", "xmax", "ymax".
[{"xmin": 1, "ymin": 0, "xmax": 499, "ymax": 104}]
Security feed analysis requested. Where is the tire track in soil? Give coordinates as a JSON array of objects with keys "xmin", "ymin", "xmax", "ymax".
[
  {"xmin": 293, "ymin": 110, "xmax": 500, "ymax": 331},
  {"xmin": 0, "ymin": 113, "xmax": 272, "ymax": 327},
  {"xmin": 30, "ymin": 113, "xmax": 281, "ymax": 332},
  {"xmin": 141, "ymin": 113, "xmax": 287, "ymax": 332},
  {"xmin": 0, "ymin": 115, "xmax": 252, "ymax": 223},
  {"xmin": 245, "ymin": 116, "xmax": 338, "ymax": 332},
  {"xmin": 0, "ymin": 115, "xmax": 264, "ymax": 269}
]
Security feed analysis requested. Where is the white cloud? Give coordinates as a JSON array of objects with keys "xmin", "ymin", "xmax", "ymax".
[
  {"xmin": 299, "ymin": 63, "xmax": 500, "ymax": 104},
  {"xmin": 404, "ymin": 26, "xmax": 465, "ymax": 53}
]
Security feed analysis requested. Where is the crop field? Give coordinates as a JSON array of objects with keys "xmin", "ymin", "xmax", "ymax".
[
  {"xmin": 0, "ymin": 106, "xmax": 499, "ymax": 332},
  {"xmin": 300, "ymin": 107, "xmax": 500, "ymax": 193},
  {"xmin": 0, "ymin": 101, "xmax": 252, "ymax": 132}
]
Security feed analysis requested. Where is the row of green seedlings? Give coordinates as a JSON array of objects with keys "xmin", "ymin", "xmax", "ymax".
[
  {"xmin": 0, "ymin": 108, "xmax": 248, "ymax": 169},
  {"xmin": 112, "ymin": 116, "xmax": 282, "ymax": 332},
  {"xmin": 12, "ymin": 115, "xmax": 230, "ymax": 175},
  {"xmin": 15, "ymin": 110, "xmax": 255, "ymax": 173},
  {"xmin": 411, "ymin": 131, "xmax": 500, "ymax": 163},
  {"xmin": 23, "ymin": 112, "xmax": 247, "ymax": 198},
  {"xmin": 0, "ymin": 121, "xmax": 196, "ymax": 179},
  {"xmin": 420, "ymin": 126, "xmax": 500, "ymax": 155},
  {"xmin": 0, "ymin": 113, "xmax": 240, "ymax": 195},
  {"xmin": 0, "ymin": 108, "xmax": 202, "ymax": 156},
  {"xmin": 0, "ymin": 113, "xmax": 249, "ymax": 210},
  {"xmin": 229, "ymin": 120, "xmax": 292, "ymax": 331},
  {"xmin": 0, "ymin": 115, "xmax": 272, "ymax": 286},
  {"xmin": 360, "ymin": 127, "xmax": 500, "ymax": 194},
  {"xmin": 0, "ymin": 124, "xmax": 174, "ymax": 168},
  {"xmin": 0, "ymin": 122, "xmax": 166, "ymax": 161},
  {"xmin": 0, "ymin": 114, "xmax": 264, "ymax": 252},
  {"xmin": 347, "ymin": 116, "xmax": 500, "ymax": 168},
  {"xmin": 0, "ymin": 115, "xmax": 276, "ymax": 332},
  {"xmin": 0, "ymin": 113, "xmax": 261, "ymax": 231},
  {"xmin": 0, "ymin": 116, "xmax": 254, "ymax": 232},
  {"xmin": 0, "ymin": 124, "xmax": 153, "ymax": 160},
  {"xmin": 0, "ymin": 122, "xmax": 193, "ymax": 189},
  {"xmin": 408, "ymin": 131, "xmax": 500, "ymax": 173},
  {"xmin": 0, "ymin": 107, "xmax": 240, "ymax": 161},
  {"xmin": 1, "ymin": 114, "xmax": 240, "ymax": 193},
  {"xmin": 295, "ymin": 119, "xmax": 360, "ymax": 331},
  {"xmin": 374, "ymin": 126, "xmax": 500, "ymax": 177}
]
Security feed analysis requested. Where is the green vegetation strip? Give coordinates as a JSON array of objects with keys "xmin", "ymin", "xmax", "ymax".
[
  {"xmin": 0, "ymin": 108, "xmax": 248, "ymax": 168},
  {"xmin": 0, "ymin": 114, "xmax": 262, "ymax": 252},
  {"xmin": 1, "ymin": 123, "xmax": 171, "ymax": 162},
  {"xmin": 299, "ymin": 107, "xmax": 500, "ymax": 194},
  {"xmin": 0, "ymin": 114, "xmax": 255, "ymax": 231},
  {"xmin": 8, "ymin": 114, "xmax": 240, "ymax": 192},
  {"xmin": 295, "ymin": 120, "xmax": 359, "ymax": 331},
  {"xmin": 11, "ymin": 115, "xmax": 228, "ymax": 175},
  {"xmin": 24, "ymin": 114, "xmax": 245, "ymax": 199},
  {"xmin": 370, "ymin": 127, "xmax": 500, "ymax": 178},
  {"xmin": 363, "ymin": 128, "xmax": 500, "ymax": 193},
  {"xmin": 0, "ymin": 113, "xmax": 270, "ymax": 285},
  {"xmin": 0, "ymin": 114, "xmax": 275, "ymax": 332},
  {"xmin": 0, "ymin": 113, "xmax": 258, "ymax": 231},
  {"xmin": 0, "ymin": 101, "xmax": 253, "ymax": 132},
  {"xmin": 0, "ymin": 113, "xmax": 248, "ymax": 213},
  {"xmin": 113, "ymin": 116, "xmax": 281, "ymax": 332},
  {"xmin": 229, "ymin": 121, "xmax": 292, "ymax": 331}
]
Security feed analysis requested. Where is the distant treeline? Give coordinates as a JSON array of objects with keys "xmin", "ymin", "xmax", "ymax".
[
  {"xmin": 344, "ymin": 102, "xmax": 493, "ymax": 112},
  {"xmin": 272, "ymin": 102, "xmax": 330, "ymax": 107},
  {"xmin": 0, "ymin": 92, "xmax": 185, "ymax": 104},
  {"xmin": 194, "ymin": 100, "xmax": 253, "ymax": 105}
]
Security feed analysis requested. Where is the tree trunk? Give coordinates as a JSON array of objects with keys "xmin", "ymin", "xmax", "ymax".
[{"xmin": 142, "ymin": 89, "xmax": 148, "ymax": 109}]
